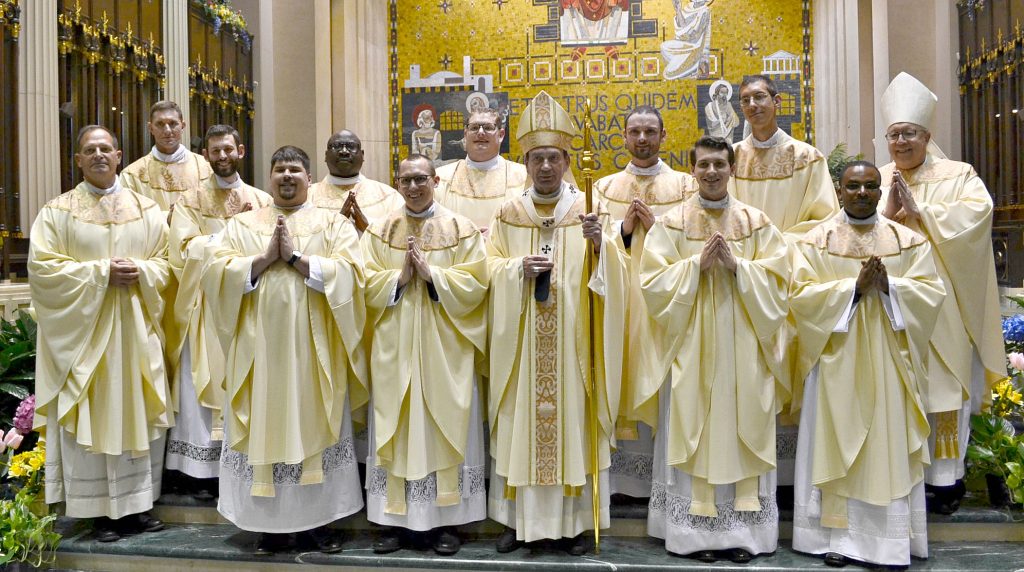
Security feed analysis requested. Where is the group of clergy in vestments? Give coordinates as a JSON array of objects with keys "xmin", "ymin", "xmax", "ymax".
[{"xmin": 27, "ymin": 71, "xmax": 1003, "ymax": 568}]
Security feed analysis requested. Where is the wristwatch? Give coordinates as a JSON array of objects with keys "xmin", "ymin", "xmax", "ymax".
[{"xmin": 287, "ymin": 250, "xmax": 302, "ymax": 266}]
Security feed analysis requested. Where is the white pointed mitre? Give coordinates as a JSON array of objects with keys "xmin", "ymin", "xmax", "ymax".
[
  {"xmin": 881, "ymin": 72, "xmax": 937, "ymax": 130},
  {"xmin": 516, "ymin": 90, "xmax": 580, "ymax": 153}
]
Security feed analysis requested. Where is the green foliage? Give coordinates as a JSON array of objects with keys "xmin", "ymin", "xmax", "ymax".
[
  {"xmin": 967, "ymin": 407, "xmax": 1024, "ymax": 504},
  {"xmin": 1, "ymin": 446, "xmax": 59, "ymax": 566},
  {"xmin": 826, "ymin": 143, "xmax": 865, "ymax": 191},
  {"xmin": 0, "ymin": 310, "xmax": 35, "ymax": 428}
]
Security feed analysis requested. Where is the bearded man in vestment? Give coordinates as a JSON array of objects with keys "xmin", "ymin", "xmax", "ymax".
[
  {"xmin": 878, "ymin": 72, "xmax": 1005, "ymax": 515},
  {"xmin": 204, "ymin": 146, "xmax": 367, "ymax": 555},
  {"xmin": 309, "ymin": 129, "xmax": 405, "ymax": 235},
  {"xmin": 486, "ymin": 90, "xmax": 628, "ymax": 555},
  {"xmin": 120, "ymin": 100, "xmax": 213, "ymax": 217},
  {"xmin": 790, "ymin": 161, "xmax": 945, "ymax": 568},
  {"xmin": 595, "ymin": 105, "xmax": 696, "ymax": 499},
  {"xmin": 436, "ymin": 108, "xmax": 528, "ymax": 236},
  {"xmin": 31, "ymin": 125, "xmax": 171, "ymax": 542},
  {"xmin": 640, "ymin": 136, "xmax": 787, "ymax": 563},
  {"xmin": 361, "ymin": 154, "xmax": 488, "ymax": 556},
  {"xmin": 729, "ymin": 74, "xmax": 839, "ymax": 490},
  {"xmin": 164, "ymin": 124, "xmax": 272, "ymax": 490}
]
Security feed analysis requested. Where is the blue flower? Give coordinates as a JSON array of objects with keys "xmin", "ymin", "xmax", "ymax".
[{"xmin": 1003, "ymin": 314, "xmax": 1024, "ymax": 342}]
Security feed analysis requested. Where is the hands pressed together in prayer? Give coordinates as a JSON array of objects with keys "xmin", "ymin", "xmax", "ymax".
[
  {"xmin": 856, "ymin": 255, "xmax": 890, "ymax": 296},
  {"xmin": 621, "ymin": 199, "xmax": 655, "ymax": 237},
  {"xmin": 699, "ymin": 232, "xmax": 737, "ymax": 273},
  {"xmin": 882, "ymin": 171, "xmax": 920, "ymax": 225},
  {"xmin": 109, "ymin": 257, "xmax": 140, "ymax": 287},
  {"xmin": 340, "ymin": 192, "xmax": 368, "ymax": 233},
  {"xmin": 398, "ymin": 236, "xmax": 432, "ymax": 287},
  {"xmin": 251, "ymin": 215, "xmax": 308, "ymax": 280}
]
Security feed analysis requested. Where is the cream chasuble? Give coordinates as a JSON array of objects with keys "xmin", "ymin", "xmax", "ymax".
[
  {"xmin": 121, "ymin": 152, "xmax": 213, "ymax": 214},
  {"xmin": 640, "ymin": 195, "xmax": 788, "ymax": 516},
  {"xmin": 166, "ymin": 179, "xmax": 272, "ymax": 425},
  {"xmin": 486, "ymin": 185, "xmax": 628, "ymax": 491},
  {"xmin": 308, "ymin": 176, "xmax": 405, "ymax": 225},
  {"xmin": 204, "ymin": 206, "xmax": 368, "ymax": 497},
  {"xmin": 30, "ymin": 183, "xmax": 173, "ymax": 455},
  {"xmin": 879, "ymin": 156, "xmax": 1004, "ymax": 417},
  {"xmin": 436, "ymin": 157, "xmax": 528, "ymax": 230},
  {"xmin": 596, "ymin": 162, "xmax": 697, "ymax": 432},
  {"xmin": 790, "ymin": 213, "xmax": 943, "ymax": 517},
  {"xmin": 362, "ymin": 205, "xmax": 488, "ymax": 514}
]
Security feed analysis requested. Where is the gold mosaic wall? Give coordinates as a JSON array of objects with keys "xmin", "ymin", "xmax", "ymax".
[{"xmin": 389, "ymin": 0, "xmax": 813, "ymax": 179}]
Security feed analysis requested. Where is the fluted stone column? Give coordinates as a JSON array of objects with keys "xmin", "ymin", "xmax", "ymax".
[
  {"xmin": 163, "ymin": 0, "xmax": 191, "ymax": 145},
  {"xmin": 18, "ymin": 0, "xmax": 61, "ymax": 232}
]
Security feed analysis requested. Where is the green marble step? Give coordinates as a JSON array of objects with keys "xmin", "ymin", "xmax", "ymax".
[
  {"xmin": 49, "ymin": 520, "xmax": 1024, "ymax": 572},
  {"xmin": 149, "ymin": 492, "xmax": 1024, "ymax": 542}
]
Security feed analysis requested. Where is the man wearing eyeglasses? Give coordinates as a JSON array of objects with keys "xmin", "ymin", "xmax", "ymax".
[
  {"xmin": 595, "ymin": 105, "xmax": 697, "ymax": 500},
  {"xmin": 729, "ymin": 75, "xmax": 839, "ymax": 496},
  {"xmin": 435, "ymin": 109, "xmax": 528, "ymax": 236},
  {"xmin": 360, "ymin": 154, "xmax": 488, "ymax": 556},
  {"xmin": 790, "ymin": 160, "xmax": 943, "ymax": 568},
  {"xmin": 309, "ymin": 130, "xmax": 405, "ymax": 234},
  {"xmin": 121, "ymin": 100, "xmax": 213, "ymax": 217},
  {"xmin": 878, "ymin": 72, "xmax": 1004, "ymax": 516}
]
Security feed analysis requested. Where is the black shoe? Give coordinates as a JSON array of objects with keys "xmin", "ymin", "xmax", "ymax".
[
  {"xmin": 565, "ymin": 533, "xmax": 590, "ymax": 556},
  {"xmin": 433, "ymin": 526, "xmax": 461, "ymax": 556},
  {"xmin": 136, "ymin": 512, "xmax": 165, "ymax": 533},
  {"xmin": 690, "ymin": 550, "xmax": 717, "ymax": 563},
  {"xmin": 373, "ymin": 527, "xmax": 402, "ymax": 554},
  {"xmin": 254, "ymin": 532, "xmax": 290, "ymax": 555},
  {"xmin": 925, "ymin": 481, "xmax": 964, "ymax": 515},
  {"xmin": 303, "ymin": 525, "xmax": 343, "ymax": 554},
  {"xmin": 495, "ymin": 526, "xmax": 522, "ymax": 553},
  {"xmin": 726, "ymin": 548, "xmax": 753, "ymax": 563},
  {"xmin": 93, "ymin": 517, "xmax": 121, "ymax": 543},
  {"xmin": 824, "ymin": 552, "xmax": 849, "ymax": 567}
]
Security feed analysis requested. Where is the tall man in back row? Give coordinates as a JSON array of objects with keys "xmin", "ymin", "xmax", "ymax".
[
  {"xmin": 878, "ymin": 73, "xmax": 1005, "ymax": 515},
  {"xmin": 486, "ymin": 90, "xmax": 628, "ymax": 555},
  {"xmin": 595, "ymin": 105, "xmax": 696, "ymax": 499},
  {"xmin": 729, "ymin": 75, "xmax": 839, "ymax": 491},
  {"xmin": 121, "ymin": 100, "xmax": 212, "ymax": 216}
]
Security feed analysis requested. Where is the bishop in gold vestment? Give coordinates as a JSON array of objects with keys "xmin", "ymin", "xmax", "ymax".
[
  {"xmin": 878, "ymin": 73, "xmax": 1004, "ymax": 507},
  {"xmin": 791, "ymin": 162, "xmax": 944, "ymax": 567},
  {"xmin": 641, "ymin": 137, "xmax": 787, "ymax": 562},
  {"xmin": 487, "ymin": 92, "xmax": 627, "ymax": 552},
  {"xmin": 204, "ymin": 147, "xmax": 365, "ymax": 552},
  {"xmin": 596, "ymin": 106, "xmax": 696, "ymax": 498},
  {"xmin": 31, "ymin": 126, "xmax": 171, "ymax": 540},
  {"xmin": 165, "ymin": 125, "xmax": 272, "ymax": 480},
  {"xmin": 362, "ymin": 155, "xmax": 488, "ymax": 555}
]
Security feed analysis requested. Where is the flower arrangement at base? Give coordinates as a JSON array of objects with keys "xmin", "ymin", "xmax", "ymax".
[
  {"xmin": 0, "ymin": 395, "xmax": 60, "ymax": 567},
  {"xmin": 966, "ymin": 298, "xmax": 1024, "ymax": 506}
]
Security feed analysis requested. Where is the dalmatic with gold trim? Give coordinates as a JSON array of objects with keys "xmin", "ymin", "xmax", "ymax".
[
  {"xmin": 203, "ymin": 206, "xmax": 368, "ymax": 499},
  {"xmin": 120, "ymin": 152, "xmax": 213, "ymax": 214},
  {"xmin": 361, "ymin": 205, "xmax": 488, "ymax": 526},
  {"xmin": 879, "ymin": 157, "xmax": 1004, "ymax": 472},
  {"xmin": 164, "ymin": 179, "xmax": 272, "ymax": 478},
  {"xmin": 30, "ymin": 183, "xmax": 173, "ymax": 518},
  {"xmin": 485, "ymin": 184, "xmax": 628, "ymax": 541},
  {"xmin": 436, "ymin": 157, "xmax": 529, "ymax": 230},
  {"xmin": 790, "ymin": 212, "xmax": 944, "ymax": 565},
  {"xmin": 595, "ymin": 163, "xmax": 697, "ymax": 437},
  {"xmin": 308, "ymin": 176, "xmax": 405, "ymax": 225}
]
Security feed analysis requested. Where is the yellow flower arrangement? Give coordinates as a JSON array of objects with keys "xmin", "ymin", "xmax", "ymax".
[
  {"xmin": 992, "ymin": 376, "xmax": 1024, "ymax": 418},
  {"xmin": 8, "ymin": 443, "xmax": 44, "ymax": 479}
]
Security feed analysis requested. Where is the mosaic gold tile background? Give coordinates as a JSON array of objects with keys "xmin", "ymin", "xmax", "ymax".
[{"xmin": 389, "ymin": 0, "xmax": 813, "ymax": 179}]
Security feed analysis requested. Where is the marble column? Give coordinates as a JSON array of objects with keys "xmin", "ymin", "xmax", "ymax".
[
  {"xmin": 163, "ymin": 0, "xmax": 191, "ymax": 146},
  {"xmin": 331, "ymin": 0, "xmax": 391, "ymax": 183},
  {"xmin": 17, "ymin": 0, "xmax": 61, "ymax": 233}
]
